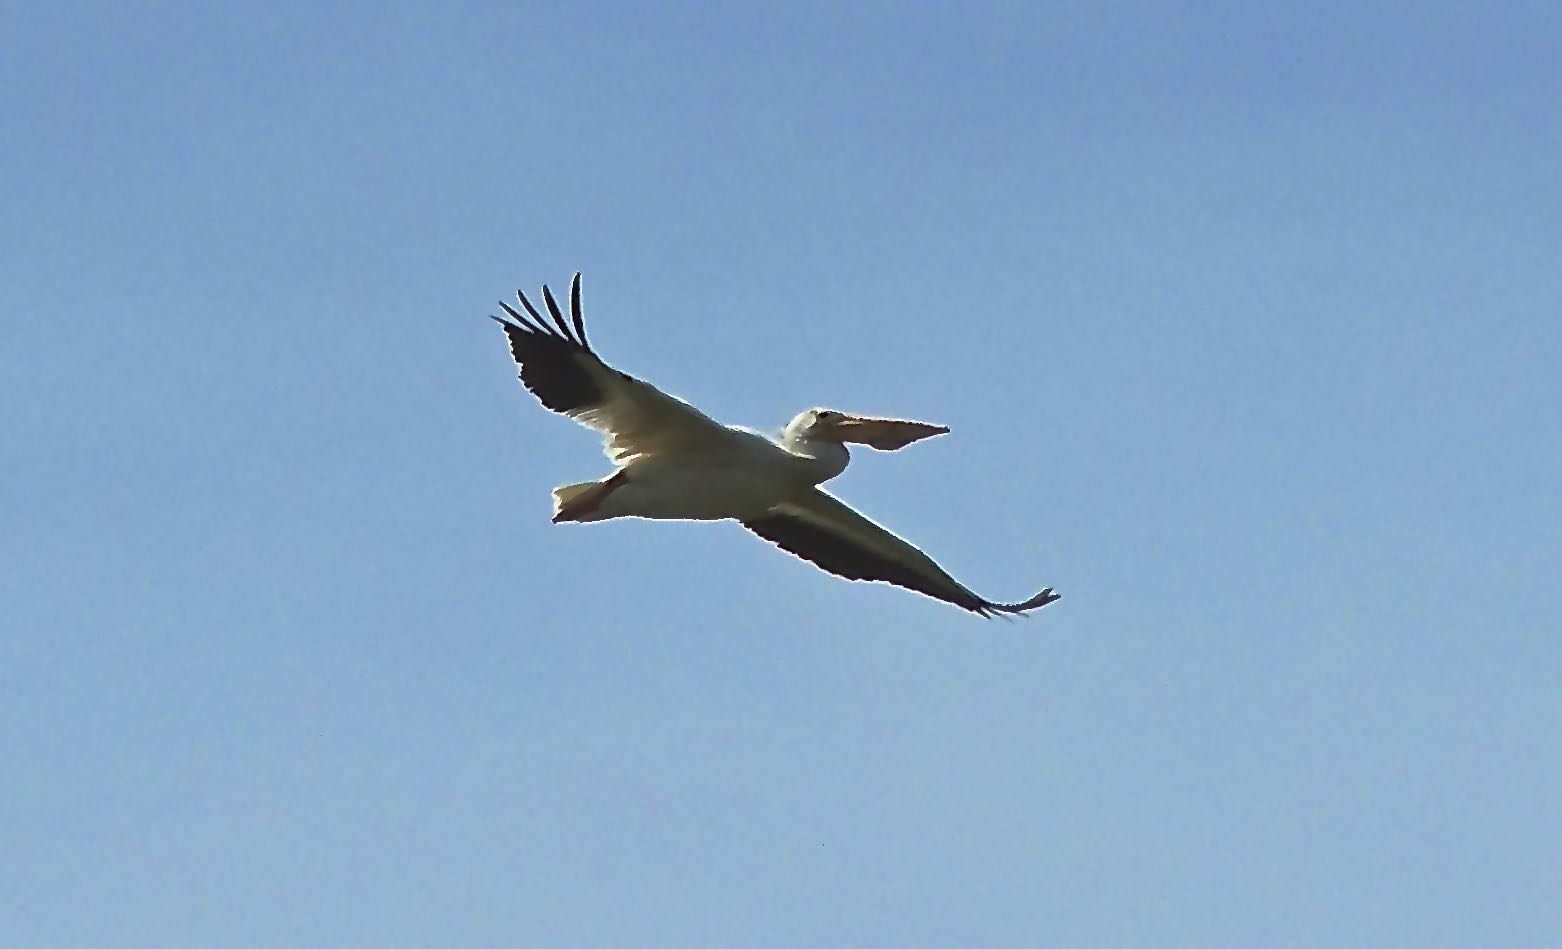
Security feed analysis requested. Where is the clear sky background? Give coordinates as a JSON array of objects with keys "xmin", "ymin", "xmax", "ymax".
[{"xmin": 4, "ymin": 3, "xmax": 1559, "ymax": 946}]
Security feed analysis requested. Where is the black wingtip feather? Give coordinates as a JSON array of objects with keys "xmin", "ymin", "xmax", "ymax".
[
  {"xmin": 981, "ymin": 588, "xmax": 1061, "ymax": 617},
  {"xmin": 496, "ymin": 300, "xmax": 537, "ymax": 334},
  {"xmin": 570, "ymin": 273, "xmax": 589, "ymax": 349},
  {"xmin": 540, "ymin": 284, "xmax": 576, "ymax": 342},
  {"xmin": 509, "ymin": 292, "xmax": 553, "ymax": 334},
  {"xmin": 492, "ymin": 275, "xmax": 606, "ymax": 415},
  {"xmin": 498, "ymin": 279, "xmax": 596, "ymax": 356}
]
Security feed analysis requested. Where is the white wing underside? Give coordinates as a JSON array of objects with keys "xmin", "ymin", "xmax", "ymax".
[{"xmin": 564, "ymin": 353, "xmax": 743, "ymax": 466}]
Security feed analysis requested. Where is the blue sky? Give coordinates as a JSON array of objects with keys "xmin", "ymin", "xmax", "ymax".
[{"xmin": 4, "ymin": 2, "xmax": 1559, "ymax": 945}]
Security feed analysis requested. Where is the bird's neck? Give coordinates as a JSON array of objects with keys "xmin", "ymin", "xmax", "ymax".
[{"xmin": 783, "ymin": 436, "xmax": 850, "ymax": 485}]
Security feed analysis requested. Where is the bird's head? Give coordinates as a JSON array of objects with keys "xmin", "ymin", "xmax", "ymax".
[{"xmin": 785, "ymin": 407, "xmax": 949, "ymax": 451}]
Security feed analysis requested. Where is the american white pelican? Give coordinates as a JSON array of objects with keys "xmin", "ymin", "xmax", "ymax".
[{"xmin": 491, "ymin": 274, "xmax": 1060, "ymax": 616}]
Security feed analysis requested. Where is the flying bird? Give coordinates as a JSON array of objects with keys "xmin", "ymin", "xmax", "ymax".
[{"xmin": 491, "ymin": 274, "xmax": 1060, "ymax": 616}]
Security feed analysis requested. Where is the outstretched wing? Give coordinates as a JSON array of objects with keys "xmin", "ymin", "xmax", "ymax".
[
  {"xmin": 743, "ymin": 488, "xmax": 1059, "ymax": 616},
  {"xmin": 492, "ymin": 274, "xmax": 741, "ymax": 466}
]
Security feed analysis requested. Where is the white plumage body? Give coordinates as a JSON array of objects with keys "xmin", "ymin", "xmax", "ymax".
[{"xmin": 558, "ymin": 427, "xmax": 833, "ymax": 522}]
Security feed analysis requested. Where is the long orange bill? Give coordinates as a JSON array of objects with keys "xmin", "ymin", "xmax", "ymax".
[{"xmin": 830, "ymin": 415, "xmax": 950, "ymax": 451}]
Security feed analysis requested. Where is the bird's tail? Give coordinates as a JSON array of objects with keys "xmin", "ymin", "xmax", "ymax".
[
  {"xmin": 552, "ymin": 469, "xmax": 633, "ymax": 523},
  {"xmin": 552, "ymin": 481, "xmax": 598, "ymax": 516}
]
